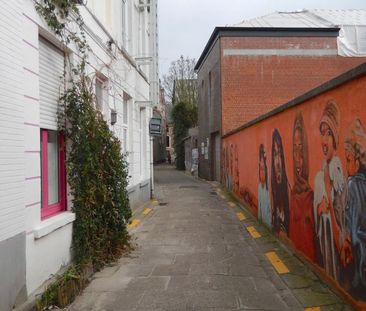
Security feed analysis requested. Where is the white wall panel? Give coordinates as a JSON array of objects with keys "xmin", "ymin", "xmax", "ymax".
[
  {"xmin": 25, "ymin": 178, "xmax": 41, "ymax": 209},
  {"xmin": 25, "ymin": 153, "xmax": 41, "ymax": 180},
  {"xmin": 23, "ymin": 69, "xmax": 39, "ymax": 100},
  {"xmin": 24, "ymin": 97, "xmax": 40, "ymax": 125},
  {"xmin": 24, "ymin": 125, "xmax": 40, "ymax": 152},
  {"xmin": 0, "ymin": 0, "xmax": 25, "ymax": 242}
]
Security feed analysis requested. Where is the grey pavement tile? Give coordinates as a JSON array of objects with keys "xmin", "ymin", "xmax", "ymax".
[
  {"xmin": 277, "ymin": 289, "xmax": 303, "ymax": 310},
  {"xmin": 106, "ymin": 289, "xmax": 147, "ymax": 310},
  {"xmin": 208, "ymin": 275, "xmax": 254, "ymax": 292},
  {"xmin": 93, "ymin": 265, "xmax": 120, "ymax": 278},
  {"xmin": 167, "ymin": 275, "xmax": 211, "ymax": 290},
  {"xmin": 238, "ymin": 292, "xmax": 290, "ymax": 310},
  {"xmin": 292, "ymin": 287, "xmax": 342, "ymax": 307},
  {"xmin": 223, "ymin": 233, "xmax": 247, "ymax": 243},
  {"xmin": 83, "ymin": 275, "xmax": 132, "ymax": 293},
  {"xmin": 208, "ymin": 247, "xmax": 234, "ymax": 263},
  {"xmin": 221, "ymin": 253, "xmax": 262, "ymax": 267},
  {"xmin": 230, "ymin": 263, "xmax": 267, "ymax": 278},
  {"xmin": 174, "ymin": 253, "xmax": 209, "ymax": 265},
  {"xmin": 189, "ymin": 262, "xmax": 231, "ymax": 276},
  {"xmin": 186, "ymin": 290, "xmax": 239, "ymax": 309},
  {"xmin": 137, "ymin": 289, "xmax": 188, "ymax": 310},
  {"xmin": 126, "ymin": 276, "xmax": 170, "ymax": 291},
  {"xmin": 281, "ymin": 273, "xmax": 316, "ymax": 289},
  {"xmin": 151, "ymin": 263, "xmax": 191, "ymax": 276},
  {"xmin": 130, "ymin": 252, "xmax": 176, "ymax": 265},
  {"xmin": 262, "ymin": 267, "xmax": 288, "ymax": 291},
  {"xmin": 68, "ymin": 292, "xmax": 117, "ymax": 311},
  {"xmin": 116, "ymin": 263, "xmax": 156, "ymax": 277}
]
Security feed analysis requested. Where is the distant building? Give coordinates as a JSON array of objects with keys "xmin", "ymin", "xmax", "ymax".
[
  {"xmin": 153, "ymin": 83, "xmax": 167, "ymax": 163},
  {"xmin": 165, "ymin": 104, "xmax": 175, "ymax": 164},
  {"xmin": 195, "ymin": 9, "xmax": 366, "ymax": 181}
]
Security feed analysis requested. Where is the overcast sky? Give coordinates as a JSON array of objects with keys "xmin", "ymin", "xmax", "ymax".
[{"xmin": 158, "ymin": 0, "xmax": 366, "ymax": 77}]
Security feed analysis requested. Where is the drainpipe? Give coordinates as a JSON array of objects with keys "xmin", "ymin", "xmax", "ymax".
[{"xmin": 150, "ymin": 135, "xmax": 154, "ymax": 199}]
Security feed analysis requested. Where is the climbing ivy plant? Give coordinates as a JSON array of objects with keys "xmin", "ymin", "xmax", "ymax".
[{"xmin": 35, "ymin": 0, "xmax": 132, "ymax": 268}]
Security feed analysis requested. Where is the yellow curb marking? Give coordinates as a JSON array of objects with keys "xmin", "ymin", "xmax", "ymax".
[
  {"xmin": 236, "ymin": 212, "xmax": 246, "ymax": 221},
  {"xmin": 219, "ymin": 194, "xmax": 226, "ymax": 199},
  {"xmin": 143, "ymin": 208, "xmax": 152, "ymax": 215},
  {"xmin": 215, "ymin": 188, "xmax": 222, "ymax": 192},
  {"xmin": 151, "ymin": 199, "xmax": 159, "ymax": 206},
  {"xmin": 127, "ymin": 219, "xmax": 140, "ymax": 229},
  {"xmin": 228, "ymin": 202, "xmax": 236, "ymax": 208},
  {"xmin": 266, "ymin": 251, "xmax": 290, "ymax": 274},
  {"xmin": 247, "ymin": 226, "xmax": 261, "ymax": 238},
  {"xmin": 305, "ymin": 308, "xmax": 321, "ymax": 311}
]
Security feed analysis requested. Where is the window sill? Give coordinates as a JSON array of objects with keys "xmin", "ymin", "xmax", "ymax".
[
  {"xmin": 34, "ymin": 212, "xmax": 75, "ymax": 240},
  {"xmin": 140, "ymin": 180, "xmax": 149, "ymax": 188}
]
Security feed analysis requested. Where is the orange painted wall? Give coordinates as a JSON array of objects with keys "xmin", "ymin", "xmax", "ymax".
[{"xmin": 222, "ymin": 73, "xmax": 366, "ymax": 306}]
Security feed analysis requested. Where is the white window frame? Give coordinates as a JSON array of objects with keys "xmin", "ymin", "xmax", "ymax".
[
  {"xmin": 122, "ymin": 92, "xmax": 130, "ymax": 154},
  {"xmin": 95, "ymin": 74, "xmax": 108, "ymax": 114},
  {"xmin": 139, "ymin": 107, "xmax": 147, "ymax": 180}
]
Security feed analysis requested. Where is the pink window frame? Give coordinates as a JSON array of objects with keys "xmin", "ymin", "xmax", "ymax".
[{"xmin": 41, "ymin": 129, "xmax": 66, "ymax": 220}]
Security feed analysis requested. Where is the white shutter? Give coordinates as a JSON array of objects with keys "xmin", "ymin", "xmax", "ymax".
[{"xmin": 39, "ymin": 37, "xmax": 64, "ymax": 130}]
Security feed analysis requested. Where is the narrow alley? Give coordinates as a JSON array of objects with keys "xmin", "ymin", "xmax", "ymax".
[{"xmin": 68, "ymin": 165, "xmax": 351, "ymax": 311}]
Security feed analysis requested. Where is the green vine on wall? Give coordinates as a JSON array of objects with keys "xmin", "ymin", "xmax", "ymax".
[{"xmin": 35, "ymin": 0, "xmax": 132, "ymax": 270}]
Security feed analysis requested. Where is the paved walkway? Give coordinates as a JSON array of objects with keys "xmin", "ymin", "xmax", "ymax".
[{"xmin": 68, "ymin": 164, "xmax": 353, "ymax": 311}]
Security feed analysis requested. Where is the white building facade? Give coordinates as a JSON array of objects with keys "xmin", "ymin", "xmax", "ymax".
[{"xmin": 0, "ymin": 0, "xmax": 157, "ymax": 309}]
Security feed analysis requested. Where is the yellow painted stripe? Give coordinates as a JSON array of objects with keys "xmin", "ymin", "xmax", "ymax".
[
  {"xmin": 215, "ymin": 188, "xmax": 222, "ymax": 192},
  {"xmin": 143, "ymin": 208, "xmax": 152, "ymax": 215},
  {"xmin": 219, "ymin": 194, "xmax": 226, "ymax": 200},
  {"xmin": 236, "ymin": 212, "xmax": 246, "ymax": 221},
  {"xmin": 265, "ymin": 251, "xmax": 289, "ymax": 274},
  {"xmin": 128, "ymin": 219, "xmax": 140, "ymax": 229},
  {"xmin": 228, "ymin": 202, "xmax": 236, "ymax": 208},
  {"xmin": 247, "ymin": 226, "xmax": 261, "ymax": 238},
  {"xmin": 151, "ymin": 199, "xmax": 159, "ymax": 206},
  {"xmin": 305, "ymin": 308, "xmax": 321, "ymax": 311}
]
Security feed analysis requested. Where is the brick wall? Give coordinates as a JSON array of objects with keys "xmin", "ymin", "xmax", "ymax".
[{"xmin": 221, "ymin": 36, "xmax": 366, "ymax": 134}]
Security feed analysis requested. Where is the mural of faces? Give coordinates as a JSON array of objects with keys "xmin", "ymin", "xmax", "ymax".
[
  {"xmin": 223, "ymin": 97, "xmax": 366, "ymax": 303},
  {"xmin": 320, "ymin": 122, "xmax": 336, "ymax": 161},
  {"xmin": 258, "ymin": 144, "xmax": 271, "ymax": 227},
  {"xmin": 293, "ymin": 128, "xmax": 305, "ymax": 179},
  {"xmin": 273, "ymin": 139, "xmax": 283, "ymax": 184},
  {"xmin": 271, "ymin": 129, "xmax": 289, "ymax": 235},
  {"xmin": 290, "ymin": 113, "xmax": 315, "ymax": 261},
  {"xmin": 259, "ymin": 149, "xmax": 267, "ymax": 186}
]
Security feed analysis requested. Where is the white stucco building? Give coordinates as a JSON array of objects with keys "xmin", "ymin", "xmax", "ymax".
[{"xmin": 0, "ymin": 1, "xmax": 158, "ymax": 309}]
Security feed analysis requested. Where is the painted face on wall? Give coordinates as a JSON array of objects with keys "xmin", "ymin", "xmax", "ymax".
[
  {"xmin": 293, "ymin": 128, "xmax": 304, "ymax": 178},
  {"xmin": 259, "ymin": 156, "xmax": 266, "ymax": 185},
  {"xmin": 320, "ymin": 122, "xmax": 335, "ymax": 161},
  {"xmin": 345, "ymin": 149, "xmax": 359, "ymax": 177},
  {"xmin": 273, "ymin": 140, "xmax": 282, "ymax": 184}
]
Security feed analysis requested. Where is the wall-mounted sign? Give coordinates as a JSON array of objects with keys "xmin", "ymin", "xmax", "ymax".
[{"xmin": 149, "ymin": 117, "xmax": 162, "ymax": 136}]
